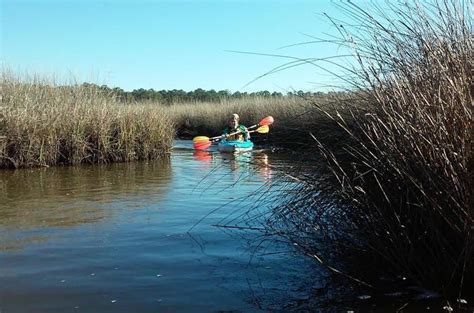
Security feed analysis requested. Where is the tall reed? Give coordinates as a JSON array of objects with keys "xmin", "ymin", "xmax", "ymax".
[
  {"xmin": 274, "ymin": 0, "xmax": 473, "ymax": 299},
  {"xmin": 0, "ymin": 73, "xmax": 174, "ymax": 168}
]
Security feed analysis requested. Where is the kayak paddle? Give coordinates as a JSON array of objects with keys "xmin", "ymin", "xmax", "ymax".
[
  {"xmin": 193, "ymin": 116, "xmax": 274, "ymax": 143},
  {"xmin": 250, "ymin": 115, "xmax": 274, "ymax": 128},
  {"xmin": 193, "ymin": 124, "xmax": 270, "ymax": 150}
]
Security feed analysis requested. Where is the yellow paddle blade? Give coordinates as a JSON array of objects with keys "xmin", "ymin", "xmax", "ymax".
[
  {"xmin": 193, "ymin": 136, "xmax": 210, "ymax": 143},
  {"xmin": 256, "ymin": 125, "xmax": 269, "ymax": 133}
]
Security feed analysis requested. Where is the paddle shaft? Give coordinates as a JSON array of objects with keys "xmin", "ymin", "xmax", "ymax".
[
  {"xmin": 206, "ymin": 123, "xmax": 259, "ymax": 141},
  {"xmin": 210, "ymin": 127, "xmax": 262, "ymax": 142},
  {"xmin": 209, "ymin": 125, "xmax": 258, "ymax": 142}
]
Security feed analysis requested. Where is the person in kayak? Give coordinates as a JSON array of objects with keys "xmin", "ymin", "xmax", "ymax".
[{"xmin": 222, "ymin": 113, "xmax": 250, "ymax": 141}]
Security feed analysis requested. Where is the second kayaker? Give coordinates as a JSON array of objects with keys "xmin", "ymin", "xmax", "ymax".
[{"xmin": 222, "ymin": 113, "xmax": 250, "ymax": 141}]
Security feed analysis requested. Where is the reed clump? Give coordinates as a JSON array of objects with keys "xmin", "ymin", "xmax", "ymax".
[
  {"xmin": 0, "ymin": 73, "xmax": 174, "ymax": 168},
  {"xmin": 273, "ymin": 0, "xmax": 473, "ymax": 300}
]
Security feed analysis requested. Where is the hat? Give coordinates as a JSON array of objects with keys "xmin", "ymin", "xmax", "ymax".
[{"xmin": 231, "ymin": 113, "xmax": 239, "ymax": 120}]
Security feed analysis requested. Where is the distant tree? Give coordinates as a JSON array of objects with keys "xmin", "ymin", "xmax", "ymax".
[
  {"xmin": 78, "ymin": 82, "xmax": 338, "ymax": 104},
  {"xmin": 217, "ymin": 89, "xmax": 231, "ymax": 99},
  {"xmin": 193, "ymin": 88, "xmax": 207, "ymax": 102},
  {"xmin": 256, "ymin": 91, "xmax": 271, "ymax": 97}
]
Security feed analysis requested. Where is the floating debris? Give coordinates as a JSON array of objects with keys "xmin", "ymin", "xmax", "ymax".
[
  {"xmin": 358, "ymin": 295, "xmax": 371, "ymax": 300},
  {"xmin": 456, "ymin": 299, "xmax": 467, "ymax": 304},
  {"xmin": 90, "ymin": 273, "xmax": 96, "ymax": 276},
  {"xmin": 111, "ymin": 300, "xmax": 117, "ymax": 303},
  {"xmin": 60, "ymin": 280, "xmax": 66, "ymax": 283},
  {"xmin": 156, "ymin": 274, "xmax": 162, "ymax": 277}
]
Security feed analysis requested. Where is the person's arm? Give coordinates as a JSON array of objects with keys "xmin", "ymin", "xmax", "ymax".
[{"xmin": 241, "ymin": 125, "xmax": 250, "ymax": 141}]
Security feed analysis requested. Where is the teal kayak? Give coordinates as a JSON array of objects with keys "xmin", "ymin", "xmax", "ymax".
[{"xmin": 217, "ymin": 140, "xmax": 254, "ymax": 153}]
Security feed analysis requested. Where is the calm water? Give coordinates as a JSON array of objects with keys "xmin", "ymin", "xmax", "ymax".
[{"xmin": 0, "ymin": 140, "xmax": 324, "ymax": 313}]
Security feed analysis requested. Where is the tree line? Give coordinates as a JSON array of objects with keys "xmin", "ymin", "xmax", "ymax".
[{"xmin": 81, "ymin": 83, "xmax": 327, "ymax": 104}]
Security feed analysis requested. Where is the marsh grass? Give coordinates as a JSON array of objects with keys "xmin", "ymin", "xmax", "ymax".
[
  {"xmin": 0, "ymin": 70, "xmax": 346, "ymax": 168},
  {"xmin": 167, "ymin": 95, "xmax": 308, "ymax": 140},
  {"xmin": 167, "ymin": 93, "xmax": 352, "ymax": 148},
  {"xmin": 0, "ymin": 73, "xmax": 174, "ymax": 168},
  {"xmin": 265, "ymin": 0, "xmax": 473, "ymax": 301}
]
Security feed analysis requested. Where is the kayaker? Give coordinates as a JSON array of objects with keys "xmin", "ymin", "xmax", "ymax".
[{"xmin": 222, "ymin": 113, "xmax": 250, "ymax": 141}]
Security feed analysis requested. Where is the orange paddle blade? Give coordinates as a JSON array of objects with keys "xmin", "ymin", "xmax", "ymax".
[
  {"xmin": 259, "ymin": 116, "xmax": 274, "ymax": 126},
  {"xmin": 193, "ymin": 141, "xmax": 212, "ymax": 150}
]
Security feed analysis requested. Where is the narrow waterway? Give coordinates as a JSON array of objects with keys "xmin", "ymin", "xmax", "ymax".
[{"xmin": 0, "ymin": 140, "xmax": 324, "ymax": 313}]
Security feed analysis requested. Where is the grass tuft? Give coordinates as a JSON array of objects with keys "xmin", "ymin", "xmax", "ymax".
[{"xmin": 0, "ymin": 72, "xmax": 174, "ymax": 168}]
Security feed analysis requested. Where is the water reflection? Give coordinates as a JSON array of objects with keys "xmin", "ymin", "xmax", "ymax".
[
  {"xmin": 0, "ymin": 144, "xmax": 322, "ymax": 312},
  {"xmin": 192, "ymin": 150, "xmax": 212, "ymax": 163},
  {"xmin": 0, "ymin": 157, "xmax": 172, "ymax": 250},
  {"xmin": 193, "ymin": 151, "xmax": 273, "ymax": 182},
  {"xmin": 253, "ymin": 152, "xmax": 272, "ymax": 181}
]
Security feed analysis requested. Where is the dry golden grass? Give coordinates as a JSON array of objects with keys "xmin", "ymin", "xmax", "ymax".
[
  {"xmin": 1, "ymin": 73, "xmax": 174, "ymax": 168},
  {"xmin": 165, "ymin": 93, "xmax": 350, "ymax": 148},
  {"xmin": 167, "ymin": 95, "xmax": 308, "ymax": 135},
  {"xmin": 265, "ymin": 0, "xmax": 473, "ymax": 299},
  {"xmin": 0, "ymin": 70, "xmax": 343, "ymax": 169}
]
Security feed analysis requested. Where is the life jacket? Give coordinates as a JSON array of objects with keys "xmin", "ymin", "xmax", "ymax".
[{"xmin": 223, "ymin": 125, "xmax": 248, "ymax": 141}]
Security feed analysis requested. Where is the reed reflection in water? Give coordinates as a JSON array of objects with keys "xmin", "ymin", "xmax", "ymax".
[{"xmin": 0, "ymin": 158, "xmax": 172, "ymax": 251}]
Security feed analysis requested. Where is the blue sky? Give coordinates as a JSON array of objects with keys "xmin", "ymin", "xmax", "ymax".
[{"xmin": 2, "ymin": 0, "xmax": 350, "ymax": 92}]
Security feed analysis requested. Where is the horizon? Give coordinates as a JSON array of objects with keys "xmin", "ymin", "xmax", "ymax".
[{"xmin": 1, "ymin": 0, "xmax": 354, "ymax": 93}]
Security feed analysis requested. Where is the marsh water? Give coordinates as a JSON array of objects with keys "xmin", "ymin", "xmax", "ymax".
[{"xmin": 0, "ymin": 140, "xmax": 325, "ymax": 312}]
